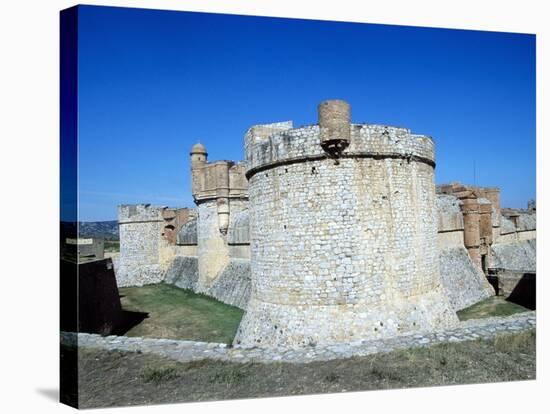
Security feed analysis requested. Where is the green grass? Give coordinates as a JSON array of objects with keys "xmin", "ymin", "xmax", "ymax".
[
  {"xmin": 457, "ymin": 295, "xmax": 530, "ymax": 321},
  {"xmin": 74, "ymin": 329, "xmax": 535, "ymax": 408},
  {"xmin": 119, "ymin": 284, "xmax": 244, "ymax": 344}
]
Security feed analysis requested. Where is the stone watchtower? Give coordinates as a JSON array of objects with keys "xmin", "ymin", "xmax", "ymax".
[
  {"xmin": 234, "ymin": 100, "xmax": 458, "ymax": 349},
  {"xmin": 190, "ymin": 142, "xmax": 248, "ymax": 291}
]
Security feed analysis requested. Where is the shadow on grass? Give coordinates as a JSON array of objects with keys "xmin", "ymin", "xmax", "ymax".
[{"xmin": 112, "ymin": 310, "xmax": 149, "ymax": 336}]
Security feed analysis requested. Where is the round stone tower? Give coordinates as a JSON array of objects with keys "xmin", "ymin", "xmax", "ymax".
[{"xmin": 235, "ymin": 100, "xmax": 458, "ymax": 349}]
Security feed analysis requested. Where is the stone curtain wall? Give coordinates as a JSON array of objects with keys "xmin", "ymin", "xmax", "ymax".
[
  {"xmin": 196, "ymin": 199, "xmax": 249, "ymax": 291},
  {"xmin": 236, "ymin": 123, "xmax": 457, "ymax": 348},
  {"xmin": 116, "ymin": 205, "xmax": 166, "ymax": 287},
  {"xmin": 492, "ymin": 239, "xmax": 536, "ymax": 271},
  {"xmin": 196, "ymin": 200, "xmax": 230, "ymax": 290},
  {"xmin": 493, "ymin": 211, "xmax": 536, "ymax": 271},
  {"xmin": 498, "ymin": 212, "xmax": 536, "ymax": 244},
  {"xmin": 163, "ymin": 257, "xmax": 250, "ymax": 310},
  {"xmin": 436, "ymin": 194, "xmax": 465, "ymax": 249}
]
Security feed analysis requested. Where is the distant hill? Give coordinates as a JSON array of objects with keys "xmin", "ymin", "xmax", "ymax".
[{"xmin": 79, "ymin": 220, "xmax": 119, "ymax": 241}]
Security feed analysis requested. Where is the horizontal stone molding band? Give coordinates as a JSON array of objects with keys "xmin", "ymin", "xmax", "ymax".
[
  {"xmin": 194, "ymin": 196, "xmax": 249, "ymax": 204},
  {"xmin": 245, "ymin": 151, "xmax": 436, "ymax": 180},
  {"xmin": 118, "ymin": 219, "xmax": 163, "ymax": 225},
  {"xmin": 438, "ymin": 228, "xmax": 464, "ymax": 234}
]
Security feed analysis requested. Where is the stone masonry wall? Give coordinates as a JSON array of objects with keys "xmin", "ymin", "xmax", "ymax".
[
  {"xmin": 245, "ymin": 124, "xmax": 435, "ymax": 173},
  {"xmin": 207, "ymin": 259, "xmax": 251, "ymax": 310},
  {"xmin": 492, "ymin": 239, "xmax": 536, "ymax": 271},
  {"xmin": 196, "ymin": 199, "xmax": 249, "ymax": 292},
  {"xmin": 236, "ymin": 123, "xmax": 458, "ymax": 348},
  {"xmin": 117, "ymin": 204, "xmax": 198, "ymax": 287},
  {"xmin": 439, "ymin": 247, "xmax": 495, "ymax": 311},
  {"xmin": 436, "ymin": 194, "xmax": 494, "ymax": 310},
  {"xmin": 164, "ymin": 256, "xmax": 199, "ymax": 291},
  {"xmin": 436, "ymin": 194, "xmax": 464, "ymax": 250},
  {"xmin": 164, "ymin": 256, "xmax": 250, "ymax": 310},
  {"xmin": 196, "ymin": 200, "xmax": 229, "ymax": 291},
  {"xmin": 116, "ymin": 205, "xmax": 166, "ymax": 287}
]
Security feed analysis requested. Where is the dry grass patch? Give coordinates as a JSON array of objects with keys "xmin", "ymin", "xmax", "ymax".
[{"xmin": 74, "ymin": 329, "xmax": 535, "ymax": 408}]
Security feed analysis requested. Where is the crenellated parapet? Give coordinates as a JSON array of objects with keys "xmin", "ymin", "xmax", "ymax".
[
  {"xmin": 245, "ymin": 120, "xmax": 435, "ymax": 180},
  {"xmin": 191, "ymin": 160, "xmax": 248, "ymax": 204},
  {"xmin": 118, "ymin": 204, "xmax": 164, "ymax": 224},
  {"xmin": 190, "ymin": 144, "xmax": 248, "ymax": 235}
]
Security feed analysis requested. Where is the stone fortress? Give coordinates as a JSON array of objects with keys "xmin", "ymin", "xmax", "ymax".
[{"xmin": 114, "ymin": 100, "xmax": 536, "ymax": 349}]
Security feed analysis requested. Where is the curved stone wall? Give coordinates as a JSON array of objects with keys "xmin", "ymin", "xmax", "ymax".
[
  {"xmin": 176, "ymin": 219, "xmax": 197, "ymax": 245},
  {"xmin": 245, "ymin": 123, "xmax": 436, "ymax": 179},
  {"xmin": 235, "ymin": 122, "xmax": 458, "ymax": 348},
  {"xmin": 227, "ymin": 209, "xmax": 250, "ymax": 245}
]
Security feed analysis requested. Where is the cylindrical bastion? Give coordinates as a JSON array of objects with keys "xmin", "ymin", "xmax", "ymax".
[{"xmin": 235, "ymin": 100, "xmax": 458, "ymax": 349}]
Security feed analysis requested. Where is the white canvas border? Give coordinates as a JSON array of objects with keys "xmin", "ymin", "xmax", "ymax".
[{"xmin": 0, "ymin": 1, "xmax": 546, "ymax": 413}]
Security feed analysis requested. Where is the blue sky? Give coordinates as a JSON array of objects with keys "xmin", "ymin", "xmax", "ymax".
[{"xmin": 76, "ymin": 5, "xmax": 535, "ymax": 221}]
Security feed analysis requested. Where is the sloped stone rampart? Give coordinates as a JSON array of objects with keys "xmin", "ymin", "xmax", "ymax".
[
  {"xmin": 439, "ymin": 247, "xmax": 494, "ymax": 311},
  {"xmin": 492, "ymin": 239, "xmax": 536, "ymax": 271}
]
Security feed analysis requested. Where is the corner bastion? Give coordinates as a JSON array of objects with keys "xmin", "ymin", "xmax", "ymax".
[
  {"xmin": 234, "ymin": 100, "xmax": 458, "ymax": 348},
  {"xmin": 116, "ymin": 204, "xmax": 195, "ymax": 287}
]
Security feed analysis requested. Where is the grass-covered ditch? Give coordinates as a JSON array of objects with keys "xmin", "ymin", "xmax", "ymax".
[
  {"xmin": 67, "ymin": 285, "xmax": 536, "ymax": 407},
  {"xmin": 117, "ymin": 284, "xmax": 530, "ymax": 345},
  {"xmin": 457, "ymin": 295, "xmax": 530, "ymax": 321},
  {"xmin": 119, "ymin": 284, "xmax": 244, "ymax": 344}
]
